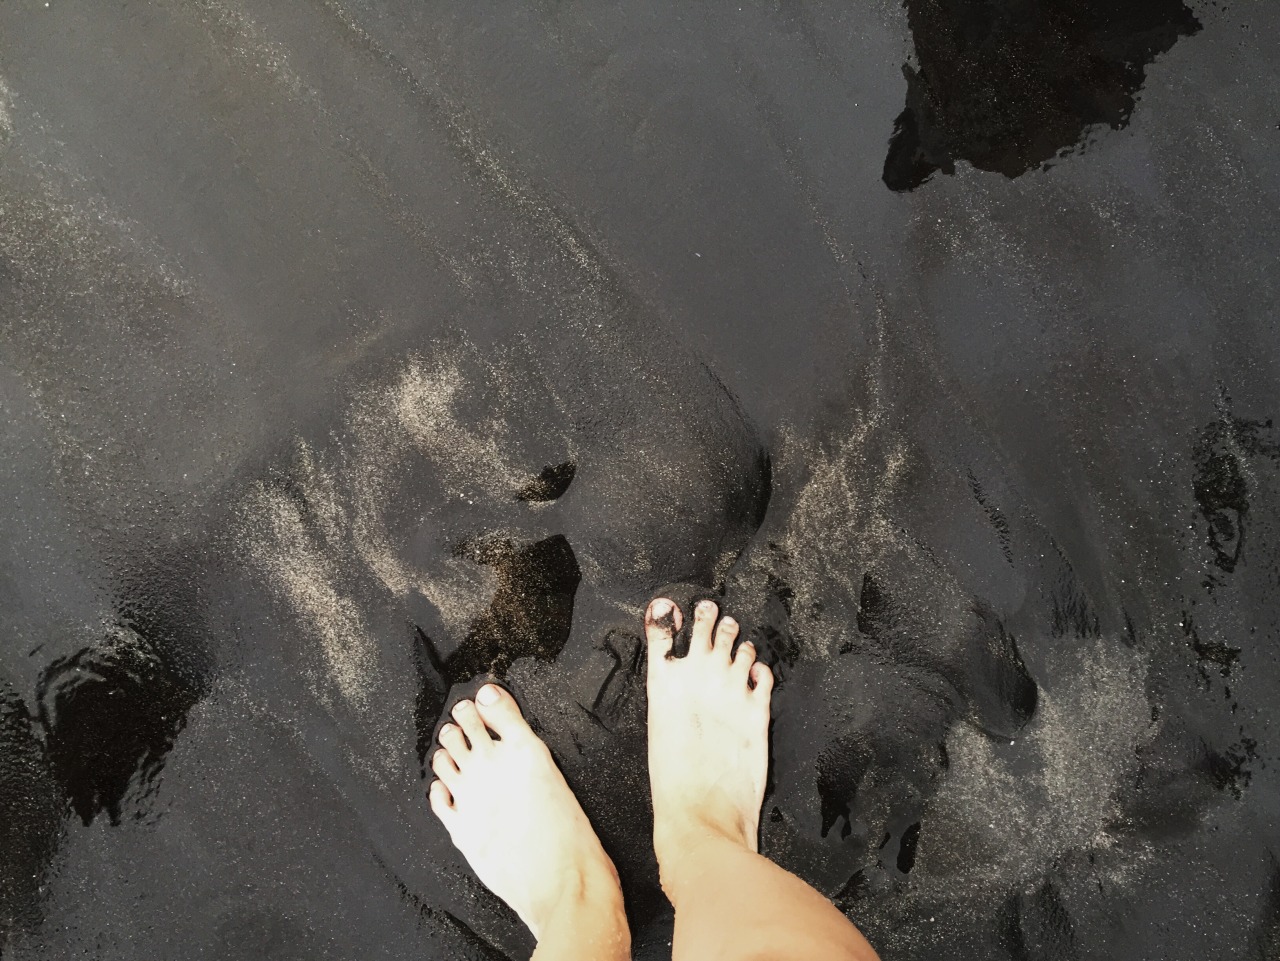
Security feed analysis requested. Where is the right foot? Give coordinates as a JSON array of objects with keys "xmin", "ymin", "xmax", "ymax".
[{"xmin": 645, "ymin": 598, "xmax": 774, "ymax": 874}]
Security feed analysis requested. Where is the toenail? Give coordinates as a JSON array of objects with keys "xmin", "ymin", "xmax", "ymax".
[
  {"xmin": 650, "ymin": 597, "xmax": 673, "ymax": 619},
  {"xmin": 477, "ymin": 684, "xmax": 500, "ymax": 705},
  {"xmin": 721, "ymin": 617, "xmax": 737, "ymax": 630},
  {"xmin": 439, "ymin": 723, "xmax": 456, "ymax": 736},
  {"xmin": 697, "ymin": 600, "xmax": 716, "ymax": 616}
]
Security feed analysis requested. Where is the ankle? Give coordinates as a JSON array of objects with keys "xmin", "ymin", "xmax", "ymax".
[
  {"xmin": 534, "ymin": 862, "xmax": 626, "ymax": 938},
  {"xmin": 654, "ymin": 785, "xmax": 757, "ymax": 853},
  {"xmin": 532, "ymin": 865, "xmax": 629, "ymax": 959},
  {"xmin": 654, "ymin": 821, "xmax": 761, "ymax": 909},
  {"xmin": 654, "ymin": 811, "xmax": 756, "ymax": 884}
]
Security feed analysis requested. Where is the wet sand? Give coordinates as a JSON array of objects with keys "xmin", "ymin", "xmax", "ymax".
[{"xmin": 1, "ymin": 1, "xmax": 1278, "ymax": 958}]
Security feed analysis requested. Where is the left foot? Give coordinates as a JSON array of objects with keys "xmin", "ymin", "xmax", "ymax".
[{"xmin": 428, "ymin": 684, "xmax": 625, "ymax": 943}]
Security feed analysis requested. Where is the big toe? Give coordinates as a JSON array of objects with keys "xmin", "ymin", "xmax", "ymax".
[
  {"xmin": 645, "ymin": 597, "xmax": 683, "ymax": 662},
  {"xmin": 474, "ymin": 683, "xmax": 531, "ymax": 741}
]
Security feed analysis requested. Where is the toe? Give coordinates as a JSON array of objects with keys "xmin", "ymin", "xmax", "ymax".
[
  {"xmin": 732, "ymin": 640, "xmax": 757, "ymax": 683},
  {"xmin": 712, "ymin": 615, "xmax": 739, "ymax": 660},
  {"xmin": 431, "ymin": 748, "xmax": 461, "ymax": 788},
  {"xmin": 645, "ymin": 597, "xmax": 682, "ymax": 663},
  {"xmin": 428, "ymin": 779, "xmax": 456, "ymax": 824},
  {"xmin": 690, "ymin": 599, "xmax": 717, "ymax": 654},
  {"xmin": 474, "ymin": 684, "xmax": 531, "ymax": 741},
  {"xmin": 452, "ymin": 699, "xmax": 492, "ymax": 750},
  {"xmin": 439, "ymin": 722, "xmax": 469, "ymax": 761},
  {"xmin": 750, "ymin": 661, "xmax": 774, "ymax": 699}
]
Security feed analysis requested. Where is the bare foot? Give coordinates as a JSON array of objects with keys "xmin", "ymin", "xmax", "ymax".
[
  {"xmin": 428, "ymin": 684, "xmax": 627, "ymax": 951},
  {"xmin": 645, "ymin": 598, "xmax": 774, "ymax": 876},
  {"xmin": 645, "ymin": 600, "xmax": 881, "ymax": 961}
]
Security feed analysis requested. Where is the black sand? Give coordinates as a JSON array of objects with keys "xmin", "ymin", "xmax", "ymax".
[{"xmin": 1, "ymin": 1, "xmax": 1278, "ymax": 958}]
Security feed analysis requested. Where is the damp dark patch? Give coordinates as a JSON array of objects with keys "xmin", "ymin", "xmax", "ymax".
[
  {"xmin": 723, "ymin": 546, "xmax": 798, "ymax": 668},
  {"xmin": 412, "ymin": 625, "xmax": 451, "ymax": 771},
  {"xmin": 1193, "ymin": 413, "xmax": 1280, "ymax": 581},
  {"xmin": 816, "ymin": 734, "xmax": 874, "ymax": 840},
  {"xmin": 831, "ymin": 869, "xmax": 871, "ymax": 911},
  {"xmin": 883, "ymin": 0, "xmax": 1202, "ymax": 190},
  {"xmin": 968, "ymin": 471, "xmax": 1014, "ymax": 563},
  {"xmin": 953, "ymin": 603, "xmax": 1038, "ymax": 737},
  {"xmin": 32, "ymin": 557, "xmax": 213, "ymax": 826},
  {"xmin": 1180, "ymin": 612, "xmax": 1240, "ymax": 679},
  {"xmin": 1194, "ymin": 444, "xmax": 1249, "ymax": 573},
  {"xmin": 413, "ymin": 534, "xmax": 581, "ymax": 767},
  {"xmin": 895, "ymin": 821, "xmax": 922, "ymax": 874},
  {"xmin": 849, "ymin": 571, "xmax": 909, "ymax": 656},
  {"xmin": 1200, "ymin": 735, "xmax": 1258, "ymax": 799},
  {"xmin": 36, "ymin": 624, "xmax": 205, "ymax": 826},
  {"xmin": 883, "ymin": 103, "xmax": 941, "ymax": 193},
  {"xmin": 998, "ymin": 878, "xmax": 1079, "ymax": 961},
  {"xmin": 590, "ymin": 630, "xmax": 644, "ymax": 730},
  {"xmin": 0, "ymin": 681, "xmax": 62, "ymax": 940},
  {"xmin": 450, "ymin": 534, "xmax": 581, "ymax": 678},
  {"xmin": 738, "ymin": 574, "xmax": 799, "ymax": 668},
  {"xmin": 1122, "ymin": 611, "xmax": 1139, "ymax": 648},
  {"xmin": 516, "ymin": 461, "xmax": 576, "ymax": 503},
  {"xmin": 1050, "ymin": 579, "xmax": 1100, "ymax": 639},
  {"xmin": 751, "ymin": 615, "xmax": 799, "ymax": 669},
  {"xmin": 766, "ymin": 569, "xmax": 794, "ymax": 618},
  {"xmin": 749, "ymin": 451, "xmax": 774, "ymax": 533},
  {"xmin": 856, "ymin": 572, "xmax": 891, "ymax": 640}
]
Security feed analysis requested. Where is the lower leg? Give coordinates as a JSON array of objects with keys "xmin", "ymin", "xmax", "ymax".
[
  {"xmin": 646, "ymin": 598, "xmax": 880, "ymax": 961},
  {"xmin": 530, "ymin": 878, "xmax": 629, "ymax": 961},
  {"xmin": 662, "ymin": 834, "xmax": 879, "ymax": 961}
]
